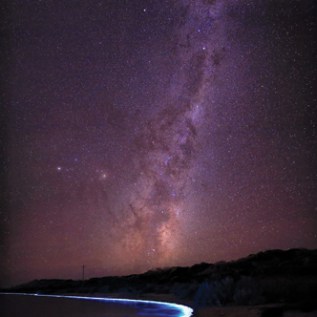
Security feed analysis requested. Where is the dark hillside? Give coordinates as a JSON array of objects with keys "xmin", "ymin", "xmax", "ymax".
[{"xmin": 4, "ymin": 248, "xmax": 317, "ymax": 311}]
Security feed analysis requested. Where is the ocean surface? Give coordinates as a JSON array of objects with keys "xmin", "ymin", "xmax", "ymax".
[{"xmin": 0, "ymin": 294, "xmax": 192, "ymax": 317}]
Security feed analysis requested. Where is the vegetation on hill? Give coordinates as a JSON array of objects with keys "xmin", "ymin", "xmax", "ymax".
[{"xmin": 5, "ymin": 248, "xmax": 317, "ymax": 312}]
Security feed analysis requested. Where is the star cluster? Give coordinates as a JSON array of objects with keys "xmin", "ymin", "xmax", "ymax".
[{"xmin": 1, "ymin": 0, "xmax": 316, "ymax": 287}]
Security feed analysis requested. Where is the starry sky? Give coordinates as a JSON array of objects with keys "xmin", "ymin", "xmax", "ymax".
[{"xmin": 1, "ymin": 0, "xmax": 316, "ymax": 287}]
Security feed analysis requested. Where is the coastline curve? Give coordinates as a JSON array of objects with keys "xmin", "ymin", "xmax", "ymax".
[{"xmin": 1, "ymin": 292, "xmax": 193, "ymax": 317}]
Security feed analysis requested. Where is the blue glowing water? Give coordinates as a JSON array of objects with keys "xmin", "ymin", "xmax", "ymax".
[{"xmin": 1, "ymin": 293, "xmax": 193, "ymax": 317}]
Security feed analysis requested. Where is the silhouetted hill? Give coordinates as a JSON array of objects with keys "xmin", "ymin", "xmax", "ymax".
[{"xmin": 5, "ymin": 248, "xmax": 317, "ymax": 310}]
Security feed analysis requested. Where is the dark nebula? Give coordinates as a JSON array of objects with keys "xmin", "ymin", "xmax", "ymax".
[{"xmin": 1, "ymin": 0, "xmax": 316, "ymax": 287}]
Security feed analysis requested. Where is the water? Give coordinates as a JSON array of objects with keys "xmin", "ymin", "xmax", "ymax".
[{"xmin": 0, "ymin": 294, "xmax": 193, "ymax": 317}]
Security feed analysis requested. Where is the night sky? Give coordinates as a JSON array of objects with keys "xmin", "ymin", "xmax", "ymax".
[{"xmin": 1, "ymin": 0, "xmax": 316, "ymax": 287}]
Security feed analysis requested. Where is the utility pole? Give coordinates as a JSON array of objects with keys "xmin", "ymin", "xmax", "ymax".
[{"xmin": 82, "ymin": 264, "xmax": 85, "ymax": 281}]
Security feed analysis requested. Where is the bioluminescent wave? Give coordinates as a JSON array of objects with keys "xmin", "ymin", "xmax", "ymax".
[{"xmin": 2, "ymin": 293, "xmax": 193, "ymax": 317}]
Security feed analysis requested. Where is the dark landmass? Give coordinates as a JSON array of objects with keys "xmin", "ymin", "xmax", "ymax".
[{"xmin": 3, "ymin": 249, "xmax": 317, "ymax": 316}]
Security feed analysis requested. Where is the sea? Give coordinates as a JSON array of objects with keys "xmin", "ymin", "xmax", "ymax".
[{"xmin": 0, "ymin": 293, "xmax": 191, "ymax": 317}]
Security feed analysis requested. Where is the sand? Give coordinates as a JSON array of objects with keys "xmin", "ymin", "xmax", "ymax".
[{"xmin": 193, "ymin": 306, "xmax": 262, "ymax": 317}]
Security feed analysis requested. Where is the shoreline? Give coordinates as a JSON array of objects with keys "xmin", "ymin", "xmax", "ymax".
[
  {"xmin": 60, "ymin": 292, "xmax": 317, "ymax": 317},
  {"xmin": 86, "ymin": 293, "xmax": 317, "ymax": 317},
  {"xmin": 2, "ymin": 291, "xmax": 317, "ymax": 317}
]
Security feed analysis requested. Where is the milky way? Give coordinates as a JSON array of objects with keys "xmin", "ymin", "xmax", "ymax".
[{"xmin": 1, "ymin": 0, "xmax": 316, "ymax": 287}]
